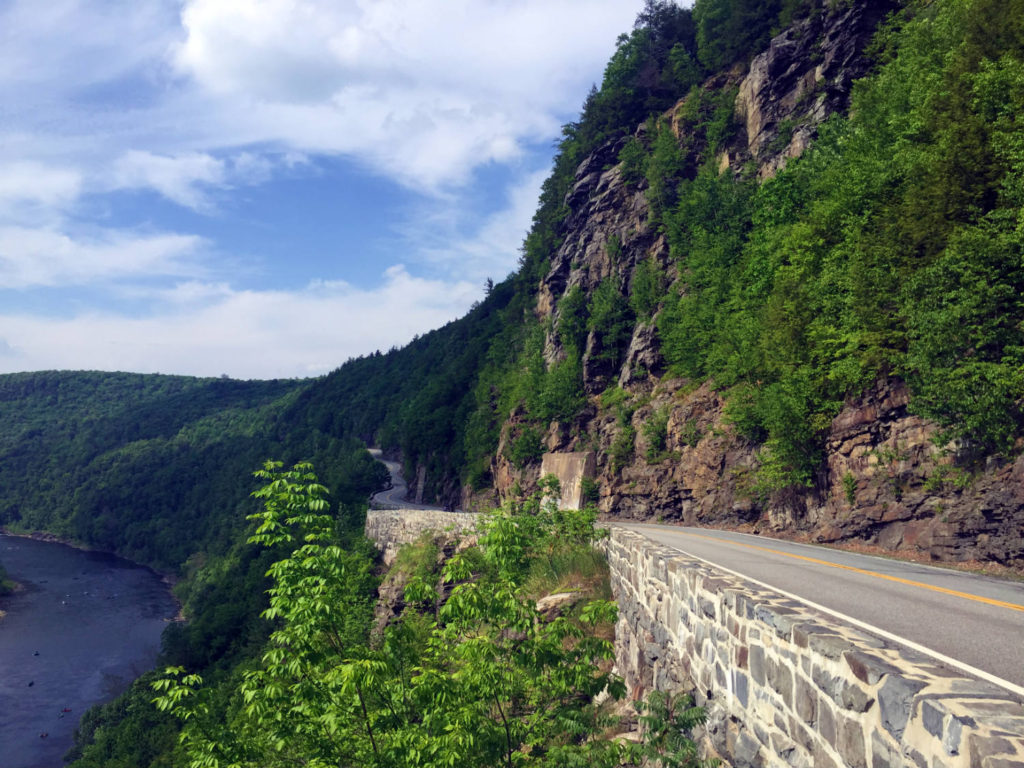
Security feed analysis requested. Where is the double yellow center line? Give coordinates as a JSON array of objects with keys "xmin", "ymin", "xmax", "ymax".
[{"xmin": 679, "ymin": 530, "xmax": 1024, "ymax": 613}]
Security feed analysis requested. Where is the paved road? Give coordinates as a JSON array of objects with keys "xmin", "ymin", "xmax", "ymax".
[
  {"xmin": 615, "ymin": 523, "xmax": 1024, "ymax": 696},
  {"xmin": 368, "ymin": 449, "xmax": 447, "ymax": 510}
]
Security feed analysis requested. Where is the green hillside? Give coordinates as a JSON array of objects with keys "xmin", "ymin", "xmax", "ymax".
[{"xmin": 0, "ymin": 370, "xmax": 388, "ymax": 570}]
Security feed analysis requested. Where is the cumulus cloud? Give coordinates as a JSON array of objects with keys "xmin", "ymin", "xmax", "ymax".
[
  {"xmin": 0, "ymin": 0, "xmax": 647, "ymax": 377},
  {"xmin": 0, "ymin": 265, "xmax": 479, "ymax": 378},
  {"xmin": 0, "ymin": 226, "xmax": 206, "ymax": 288},
  {"xmin": 1, "ymin": 0, "xmax": 640, "ymax": 197},
  {"xmin": 407, "ymin": 167, "xmax": 549, "ymax": 283},
  {"xmin": 0, "ymin": 162, "xmax": 82, "ymax": 210},
  {"xmin": 111, "ymin": 150, "xmax": 226, "ymax": 210},
  {"xmin": 172, "ymin": 0, "xmax": 641, "ymax": 189}
]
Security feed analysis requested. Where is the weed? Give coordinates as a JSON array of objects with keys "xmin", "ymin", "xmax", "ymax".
[{"xmin": 842, "ymin": 471, "xmax": 857, "ymax": 506}]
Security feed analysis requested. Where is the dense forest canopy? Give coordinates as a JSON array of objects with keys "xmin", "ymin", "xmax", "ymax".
[{"xmin": 0, "ymin": 370, "xmax": 388, "ymax": 569}]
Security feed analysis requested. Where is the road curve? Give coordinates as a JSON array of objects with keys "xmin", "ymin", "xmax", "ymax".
[
  {"xmin": 614, "ymin": 523, "xmax": 1024, "ymax": 696},
  {"xmin": 368, "ymin": 449, "xmax": 448, "ymax": 511}
]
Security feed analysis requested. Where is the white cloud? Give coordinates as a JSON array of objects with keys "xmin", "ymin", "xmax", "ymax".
[
  {"xmin": 0, "ymin": 162, "xmax": 82, "ymax": 210},
  {"xmin": 0, "ymin": 0, "xmax": 647, "ymax": 197},
  {"xmin": 111, "ymin": 150, "xmax": 226, "ymax": 210},
  {"xmin": 0, "ymin": 0, "xmax": 649, "ymax": 377},
  {"xmin": 1, "ymin": 1, "xmax": 642, "ymax": 197},
  {"xmin": 0, "ymin": 266, "xmax": 479, "ymax": 378},
  {"xmin": 0, "ymin": 226, "xmax": 206, "ymax": 288},
  {"xmin": 408, "ymin": 167, "xmax": 548, "ymax": 283},
  {"xmin": 171, "ymin": 0, "xmax": 642, "ymax": 189},
  {"xmin": 0, "ymin": 0, "xmax": 644, "ymax": 203}
]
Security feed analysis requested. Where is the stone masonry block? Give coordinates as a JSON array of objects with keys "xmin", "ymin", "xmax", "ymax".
[
  {"xmin": 733, "ymin": 669, "xmax": 750, "ymax": 709},
  {"xmin": 968, "ymin": 735, "xmax": 1017, "ymax": 768},
  {"xmin": 840, "ymin": 680, "xmax": 875, "ymax": 714},
  {"xmin": 819, "ymin": 694, "xmax": 838, "ymax": 749},
  {"xmin": 734, "ymin": 729, "xmax": 764, "ymax": 766},
  {"xmin": 943, "ymin": 711, "xmax": 972, "ymax": 757},
  {"xmin": 839, "ymin": 715, "xmax": 869, "ymax": 768},
  {"xmin": 768, "ymin": 658, "xmax": 794, "ymax": 706},
  {"xmin": 814, "ymin": 742, "xmax": 841, "ymax": 768},
  {"xmin": 982, "ymin": 760, "xmax": 1024, "ymax": 768},
  {"xmin": 871, "ymin": 729, "xmax": 899, "ymax": 768},
  {"xmin": 789, "ymin": 715, "xmax": 817, "ymax": 753},
  {"xmin": 754, "ymin": 720, "xmax": 771, "ymax": 751},
  {"xmin": 904, "ymin": 746, "xmax": 929, "ymax": 768},
  {"xmin": 772, "ymin": 732, "xmax": 799, "ymax": 760},
  {"xmin": 750, "ymin": 643, "xmax": 767, "ymax": 687},
  {"xmin": 809, "ymin": 633, "xmax": 855, "ymax": 661},
  {"xmin": 699, "ymin": 595, "xmax": 718, "ymax": 619},
  {"xmin": 795, "ymin": 675, "xmax": 817, "ymax": 726},
  {"xmin": 812, "ymin": 664, "xmax": 844, "ymax": 702},
  {"xmin": 921, "ymin": 698, "xmax": 946, "ymax": 739},
  {"xmin": 755, "ymin": 604, "xmax": 798, "ymax": 640},
  {"xmin": 845, "ymin": 650, "xmax": 902, "ymax": 685},
  {"xmin": 793, "ymin": 622, "xmax": 826, "ymax": 649},
  {"xmin": 878, "ymin": 674, "xmax": 928, "ymax": 740}
]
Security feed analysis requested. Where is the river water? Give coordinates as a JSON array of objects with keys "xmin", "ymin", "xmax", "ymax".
[{"xmin": 0, "ymin": 535, "xmax": 177, "ymax": 768}]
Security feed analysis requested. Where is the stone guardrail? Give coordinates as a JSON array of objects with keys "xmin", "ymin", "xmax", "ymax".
[
  {"xmin": 365, "ymin": 508, "xmax": 481, "ymax": 566},
  {"xmin": 604, "ymin": 526, "xmax": 1024, "ymax": 768}
]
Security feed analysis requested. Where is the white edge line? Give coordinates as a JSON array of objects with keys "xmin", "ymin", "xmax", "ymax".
[
  {"xmin": 693, "ymin": 526, "xmax": 1024, "ymax": 586},
  {"xmin": 613, "ymin": 526, "xmax": 1024, "ymax": 701}
]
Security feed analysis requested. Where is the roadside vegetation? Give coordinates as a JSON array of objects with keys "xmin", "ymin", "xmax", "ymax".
[{"xmin": 149, "ymin": 465, "xmax": 711, "ymax": 768}]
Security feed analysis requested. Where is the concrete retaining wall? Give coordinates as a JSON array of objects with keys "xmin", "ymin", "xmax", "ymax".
[
  {"xmin": 365, "ymin": 508, "xmax": 480, "ymax": 566},
  {"xmin": 605, "ymin": 526, "xmax": 1024, "ymax": 768},
  {"xmin": 540, "ymin": 451, "xmax": 596, "ymax": 510}
]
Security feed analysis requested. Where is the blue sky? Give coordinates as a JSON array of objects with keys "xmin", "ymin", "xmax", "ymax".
[{"xmin": 0, "ymin": 0, "xmax": 646, "ymax": 379}]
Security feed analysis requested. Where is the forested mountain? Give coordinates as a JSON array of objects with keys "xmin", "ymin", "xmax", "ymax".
[
  {"xmin": 267, "ymin": 0, "xmax": 1024, "ymax": 568},
  {"xmin": 0, "ymin": 370, "xmax": 387, "ymax": 570},
  {"xmin": 10, "ymin": 0, "xmax": 1019, "ymax": 582},
  {"xmin": 1, "ymin": 0, "xmax": 1022, "ymax": 764}
]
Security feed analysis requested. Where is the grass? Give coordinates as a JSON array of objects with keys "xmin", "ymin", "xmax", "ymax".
[{"xmin": 523, "ymin": 544, "xmax": 613, "ymax": 602}]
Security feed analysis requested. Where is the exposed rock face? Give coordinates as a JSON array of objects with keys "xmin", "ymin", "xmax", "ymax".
[
  {"xmin": 810, "ymin": 379, "xmax": 1024, "ymax": 567},
  {"xmin": 553, "ymin": 376, "xmax": 1023, "ymax": 569},
  {"xmin": 588, "ymin": 382, "xmax": 757, "ymax": 527},
  {"xmin": 537, "ymin": 136, "xmax": 670, "ymax": 382},
  {"xmin": 617, "ymin": 321, "xmax": 665, "ymax": 386},
  {"xmin": 485, "ymin": 0, "xmax": 1024, "ymax": 571},
  {"xmin": 734, "ymin": 0, "xmax": 899, "ymax": 177}
]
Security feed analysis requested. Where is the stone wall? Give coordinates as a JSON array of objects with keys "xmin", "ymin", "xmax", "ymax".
[
  {"xmin": 365, "ymin": 508, "xmax": 480, "ymax": 566},
  {"xmin": 605, "ymin": 526, "xmax": 1024, "ymax": 768}
]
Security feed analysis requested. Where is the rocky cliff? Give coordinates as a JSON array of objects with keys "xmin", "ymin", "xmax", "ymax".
[{"xmin": 484, "ymin": 0, "xmax": 1024, "ymax": 573}]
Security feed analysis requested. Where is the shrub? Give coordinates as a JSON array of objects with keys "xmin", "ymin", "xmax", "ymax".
[
  {"xmin": 610, "ymin": 424, "xmax": 637, "ymax": 472},
  {"xmin": 507, "ymin": 427, "xmax": 544, "ymax": 468},
  {"xmin": 643, "ymin": 407, "xmax": 671, "ymax": 462}
]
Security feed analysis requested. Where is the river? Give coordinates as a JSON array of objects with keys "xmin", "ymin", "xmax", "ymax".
[{"xmin": 0, "ymin": 534, "xmax": 177, "ymax": 768}]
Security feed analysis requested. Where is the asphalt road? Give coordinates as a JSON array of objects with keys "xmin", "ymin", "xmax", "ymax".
[
  {"xmin": 368, "ymin": 449, "xmax": 447, "ymax": 510},
  {"xmin": 614, "ymin": 523, "xmax": 1024, "ymax": 696}
]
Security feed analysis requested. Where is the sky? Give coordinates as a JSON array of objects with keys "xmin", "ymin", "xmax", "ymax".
[{"xmin": 0, "ymin": 0, "xmax": 647, "ymax": 379}]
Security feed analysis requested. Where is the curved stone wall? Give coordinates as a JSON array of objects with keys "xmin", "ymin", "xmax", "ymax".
[
  {"xmin": 365, "ymin": 508, "xmax": 480, "ymax": 566},
  {"xmin": 605, "ymin": 527, "xmax": 1024, "ymax": 768}
]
